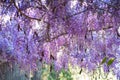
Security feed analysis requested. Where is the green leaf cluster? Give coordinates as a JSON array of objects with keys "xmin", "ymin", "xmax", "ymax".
[
  {"xmin": 58, "ymin": 69, "xmax": 73, "ymax": 80},
  {"xmin": 101, "ymin": 57, "xmax": 115, "ymax": 66}
]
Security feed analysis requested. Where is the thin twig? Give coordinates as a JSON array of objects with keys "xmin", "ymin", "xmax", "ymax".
[{"xmin": 13, "ymin": 0, "xmax": 45, "ymax": 21}]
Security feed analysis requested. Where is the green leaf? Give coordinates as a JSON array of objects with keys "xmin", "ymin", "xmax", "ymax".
[
  {"xmin": 50, "ymin": 71, "xmax": 56, "ymax": 79},
  {"xmin": 107, "ymin": 58, "xmax": 115, "ymax": 66},
  {"xmin": 59, "ymin": 69, "xmax": 72, "ymax": 80},
  {"xmin": 101, "ymin": 57, "xmax": 107, "ymax": 65}
]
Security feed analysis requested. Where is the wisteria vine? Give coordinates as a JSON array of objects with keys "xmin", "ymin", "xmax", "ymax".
[{"xmin": 0, "ymin": 0, "xmax": 120, "ymax": 79}]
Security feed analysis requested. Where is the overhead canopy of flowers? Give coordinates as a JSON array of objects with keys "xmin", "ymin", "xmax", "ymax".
[{"xmin": 0, "ymin": 0, "xmax": 120, "ymax": 78}]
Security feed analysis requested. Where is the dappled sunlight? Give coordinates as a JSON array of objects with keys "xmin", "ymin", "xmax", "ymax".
[{"xmin": 0, "ymin": 0, "xmax": 120, "ymax": 80}]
